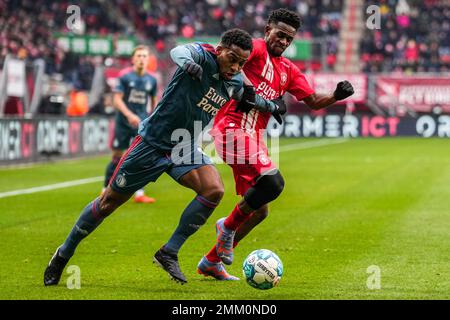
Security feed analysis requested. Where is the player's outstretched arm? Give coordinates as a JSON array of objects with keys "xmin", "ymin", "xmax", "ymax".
[
  {"xmin": 170, "ymin": 44, "xmax": 203, "ymax": 80},
  {"xmin": 233, "ymin": 85, "xmax": 287, "ymax": 124},
  {"xmin": 303, "ymin": 80, "xmax": 354, "ymax": 110}
]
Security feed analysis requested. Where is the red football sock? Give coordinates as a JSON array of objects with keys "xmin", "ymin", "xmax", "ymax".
[
  {"xmin": 224, "ymin": 204, "xmax": 251, "ymax": 230},
  {"xmin": 205, "ymin": 241, "xmax": 241, "ymax": 264},
  {"xmin": 205, "ymin": 245, "xmax": 221, "ymax": 263}
]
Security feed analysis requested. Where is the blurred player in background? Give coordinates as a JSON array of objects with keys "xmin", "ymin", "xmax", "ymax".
[
  {"xmin": 44, "ymin": 28, "xmax": 286, "ymax": 286},
  {"xmin": 197, "ymin": 8, "xmax": 355, "ymax": 280},
  {"xmin": 103, "ymin": 45, "xmax": 158, "ymax": 204}
]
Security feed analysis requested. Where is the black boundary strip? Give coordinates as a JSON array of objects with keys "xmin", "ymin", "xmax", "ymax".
[{"xmin": 0, "ymin": 300, "xmax": 443, "ymax": 319}]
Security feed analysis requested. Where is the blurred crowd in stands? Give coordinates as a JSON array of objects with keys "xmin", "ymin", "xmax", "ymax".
[
  {"xmin": 0, "ymin": 0, "xmax": 126, "ymax": 90},
  {"xmin": 1, "ymin": 0, "xmax": 344, "ymax": 81},
  {"xmin": 0, "ymin": 0, "xmax": 449, "ymax": 116},
  {"xmin": 116, "ymin": 0, "xmax": 343, "ymax": 57},
  {"xmin": 361, "ymin": 0, "xmax": 450, "ymax": 73},
  {"xmin": 2, "ymin": 0, "xmax": 450, "ymax": 76}
]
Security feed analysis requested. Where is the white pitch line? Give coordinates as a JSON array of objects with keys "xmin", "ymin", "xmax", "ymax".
[
  {"xmin": 0, "ymin": 139, "xmax": 349, "ymax": 200},
  {"xmin": 0, "ymin": 176, "xmax": 103, "ymax": 199},
  {"xmin": 276, "ymin": 138, "xmax": 349, "ymax": 153}
]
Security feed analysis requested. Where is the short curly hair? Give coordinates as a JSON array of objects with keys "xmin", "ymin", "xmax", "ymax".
[
  {"xmin": 220, "ymin": 28, "xmax": 253, "ymax": 51},
  {"xmin": 268, "ymin": 8, "xmax": 303, "ymax": 30}
]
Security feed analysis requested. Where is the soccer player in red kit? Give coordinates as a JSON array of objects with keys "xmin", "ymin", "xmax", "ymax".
[{"xmin": 197, "ymin": 8, "xmax": 355, "ymax": 280}]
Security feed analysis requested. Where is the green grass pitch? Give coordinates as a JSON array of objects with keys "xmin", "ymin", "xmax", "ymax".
[{"xmin": 0, "ymin": 138, "xmax": 449, "ymax": 299}]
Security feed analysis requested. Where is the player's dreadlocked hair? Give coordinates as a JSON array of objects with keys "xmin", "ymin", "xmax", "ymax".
[
  {"xmin": 220, "ymin": 28, "xmax": 253, "ymax": 51},
  {"xmin": 268, "ymin": 8, "xmax": 303, "ymax": 30}
]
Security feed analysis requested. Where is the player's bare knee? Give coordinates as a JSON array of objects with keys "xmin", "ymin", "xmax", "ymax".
[
  {"xmin": 98, "ymin": 197, "xmax": 116, "ymax": 216},
  {"xmin": 201, "ymin": 184, "xmax": 224, "ymax": 203},
  {"xmin": 98, "ymin": 190, "xmax": 127, "ymax": 216}
]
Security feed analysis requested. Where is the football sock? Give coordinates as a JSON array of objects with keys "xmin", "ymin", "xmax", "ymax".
[
  {"xmin": 104, "ymin": 156, "xmax": 121, "ymax": 187},
  {"xmin": 164, "ymin": 195, "xmax": 218, "ymax": 255},
  {"xmin": 59, "ymin": 197, "xmax": 104, "ymax": 259},
  {"xmin": 205, "ymin": 241, "xmax": 239, "ymax": 264},
  {"xmin": 224, "ymin": 204, "xmax": 252, "ymax": 231}
]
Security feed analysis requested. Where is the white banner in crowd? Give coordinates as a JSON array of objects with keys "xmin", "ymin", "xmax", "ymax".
[{"xmin": 6, "ymin": 59, "xmax": 26, "ymax": 98}]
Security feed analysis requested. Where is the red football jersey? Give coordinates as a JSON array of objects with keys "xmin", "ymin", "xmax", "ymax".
[{"xmin": 214, "ymin": 38, "xmax": 315, "ymax": 133}]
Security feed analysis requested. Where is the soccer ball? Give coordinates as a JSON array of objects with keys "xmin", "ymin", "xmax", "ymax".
[{"xmin": 242, "ymin": 249, "xmax": 283, "ymax": 290}]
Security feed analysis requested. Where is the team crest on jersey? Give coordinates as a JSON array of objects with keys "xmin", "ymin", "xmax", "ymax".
[
  {"xmin": 145, "ymin": 81, "xmax": 152, "ymax": 91},
  {"xmin": 116, "ymin": 174, "xmax": 127, "ymax": 187},
  {"xmin": 129, "ymin": 81, "xmax": 135, "ymax": 87},
  {"xmin": 259, "ymin": 154, "xmax": 270, "ymax": 165},
  {"xmin": 280, "ymin": 72, "xmax": 287, "ymax": 86}
]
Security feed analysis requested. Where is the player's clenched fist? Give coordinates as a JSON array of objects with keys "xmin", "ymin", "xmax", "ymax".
[
  {"xmin": 182, "ymin": 61, "xmax": 203, "ymax": 80},
  {"xmin": 270, "ymin": 97, "xmax": 287, "ymax": 124},
  {"xmin": 333, "ymin": 80, "xmax": 354, "ymax": 101},
  {"xmin": 235, "ymin": 85, "xmax": 256, "ymax": 113}
]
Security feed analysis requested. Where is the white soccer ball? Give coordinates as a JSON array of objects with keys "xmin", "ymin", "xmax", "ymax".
[{"xmin": 242, "ymin": 249, "xmax": 283, "ymax": 290}]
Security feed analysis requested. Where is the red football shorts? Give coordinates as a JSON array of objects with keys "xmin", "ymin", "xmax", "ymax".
[{"xmin": 212, "ymin": 127, "xmax": 277, "ymax": 196}]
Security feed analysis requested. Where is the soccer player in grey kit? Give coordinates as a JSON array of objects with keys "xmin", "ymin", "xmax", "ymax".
[
  {"xmin": 103, "ymin": 45, "xmax": 157, "ymax": 204},
  {"xmin": 44, "ymin": 28, "xmax": 286, "ymax": 285}
]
